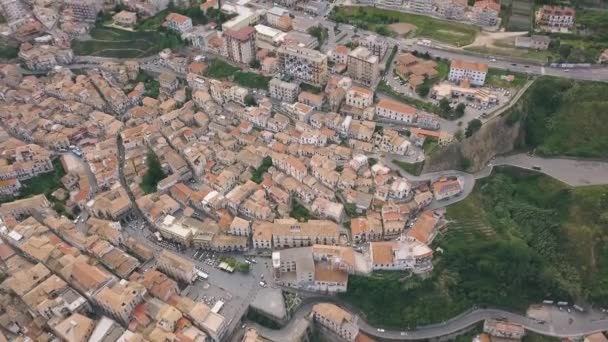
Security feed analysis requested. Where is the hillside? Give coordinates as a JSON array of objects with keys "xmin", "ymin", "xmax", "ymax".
[{"xmin": 342, "ymin": 167, "xmax": 608, "ymax": 327}]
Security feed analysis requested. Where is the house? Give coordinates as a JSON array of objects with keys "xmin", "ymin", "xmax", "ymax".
[
  {"xmin": 472, "ymin": 0, "xmax": 501, "ymax": 27},
  {"xmin": 312, "ymin": 303, "xmax": 359, "ymax": 342},
  {"xmin": 535, "ymin": 5, "xmax": 575, "ymax": 30},
  {"xmin": 164, "ymin": 13, "xmax": 193, "ymax": 33},
  {"xmin": 432, "ymin": 177, "xmax": 463, "ymax": 201},
  {"xmin": 369, "ymin": 237, "xmax": 433, "ymax": 273},
  {"xmin": 112, "ymin": 10, "xmax": 137, "ymax": 27},
  {"xmin": 375, "ymin": 99, "xmax": 416, "ymax": 123},
  {"xmin": 407, "ymin": 211, "xmax": 438, "ymax": 245}
]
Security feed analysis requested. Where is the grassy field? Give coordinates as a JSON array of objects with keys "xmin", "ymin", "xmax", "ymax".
[
  {"xmin": 392, "ymin": 160, "xmax": 424, "ymax": 176},
  {"xmin": 206, "ymin": 59, "xmax": 241, "ymax": 79},
  {"xmin": 485, "ymin": 68, "xmax": 529, "ymax": 88},
  {"xmin": 506, "ymin": 77, "xmax": 608, "ymax": 158},
  {"xmin": 330, "ymin": 7, "xmax": 479, "ymax": 46},
  {"xmin": 206, "ymin": 59, "xmax": 271, "ymax": 89},
  {"xmin": 464, "ymin": 45, "xmax": 552, "ymax": 62},
  {"xmin": 343, "ymin": 166, "xmax": 608, "ymax": 327},
  {"xmin": 72, "ymin": 27, "xmax": 183, "ymax": 58},
  {"xmin": 505, "ymin": 0, "xmax": 533, "ymax": 31}
]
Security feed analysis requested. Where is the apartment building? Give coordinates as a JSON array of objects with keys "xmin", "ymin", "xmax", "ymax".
[
  {"xmin": 254, "ymin": 219, "xmax": 340, "ymax": 249},
  {"xmin": 266, "ymin": 6, "xmax": 292, "ymax": 31},
  {"xmin": 347, "ymin": 47, "xmax": 380, "ymax": 86},
  {"xmin": 156, "ymin": 250, "xmax": 197, "ymax": 284},
  {"xmin": 53, "ymin": 313, "xmax": 96, "ymax": 342},
  {"xmin": 164, "ymin": 12, "xmax": 193, "ymax": 33},
  {"xmin": 277, "ymin": 45, "xmax": 328, "ymax": 86},
  {"xmin": 436, "ymin": 0, "xmax": 467, "ymax": 20},
  {"xmin": 112, "ymin": 10, "xmax": 137, "ymax": 27},
  {"xmin": 359, "ymin": 34, "xmax": 389, "ymax": 59},
  {"xmin": 345, "ymin": 86, "xmax": 374, "ymax": 109},
  {"xmin": 328, "ymin": 45, "xmax": 350, "ymax": 65},
  {"xmin": 94, "ymin": 280, "xmax": 146, "ymax": 324},
  {"xmin": 350, "ymin": 216, "xmax": 382, "ymax": 243},
  {"xmin": 0, "ymin": 194, "xmax": 50, "ymax": 217},
  {"xmin": 87, "ymin": 187, "xmax": 132, "ymax": 221},
  {"xmin": 535, "ymin": 5, "xmax": 575, "ymax": 30},
  {"xmin": 369, "ymin": 237, "xmax": 433, "ymax": 273},
  {"xmin": 472, "ymin": 1, "xmax": 501, "ymax": 27},
  {"xmin": 18, "ymin": 44, "xmax": 74, "ymax": 71},
  {"xmin": 448, "ymin": 59, "xmax": 488, "ymax": 86},
  {"xmin": 229, "ymin": 217, "xmax": 251, "ymax": 236},
  {"xmin": 225, "ymin": 26, "xmax": 256, "ymax": 64},
  {"xmin": 269, "ymin": 78, "xmax": 299, "ymax": 102},
  {"xmin": 375, "ymin": 98, "xmax": 417, "ymax": 123},
  {"xmin": 312, "ymin": 303, "xmax": 359, "ymax": 342},
  {"xmin": 64, "ymin": 0, "xmax": 102, "ymax": 22},
  {"xmin": 410, "ymin": 0, "xmax": 433, "ymax": 14},
  {"xmin": 255, "ymin": 24, "xmax": 286, "ymax": 49}
]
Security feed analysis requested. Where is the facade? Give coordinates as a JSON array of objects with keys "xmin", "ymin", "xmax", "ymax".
[
  {"xmin": 472, "ymin": 1, "xmax": 501, "ymax": 27},
  {"xmin": 312, "ymin": 303, "xmax": 359, "ymax": 342},
  {"xmin": 164, "ymin": 13, "xmax": 193, "ymax": 33},
  {"xmin": 64, "ymin": 0, "xmax": 102, "ymax": 22},
  {"xmin": 410, "ymin": 0, "xmax": 433, "ymax": 14},
  {"xmin": 156, "ymin": 250, "xmax": 197, "ymax": 284},
  {"xmin": 345, "ymin": 86, "xmax": 374, "ymax": 109},
  {"xmin": 535, "ymin": 5, "xmax": 575, "ymax": 30},
  {"xmin": 112, "ymin": 10, "xmax": 137, "ymax": 27},
  {"xmin": 347, "ymin": 47, "xmax": 379, "ymax": 86},
  {"xmin": 448, "ymin": 59, "xmax": 488, "ymax": 86},
  {"xmin": 269, "ymin": 78, "xmax": 299, "ymax": 102},
  {"xmin": 359, "ymin": 35, "xmax": 389, "ymax": 59},
  {"xmin": 266, "ymin": 6, "xmax": 292, "ymax": 31},
  {"xmin": 328, "ymin": 45, "xmax": 350, "ymax": 65},
  {"xmin": 375, "ymin": 99, "xmax": 417, "ymax": 123},
  {"xmin": 225, "ymin": 26, "xmax": 256, "ymax": 64},
  {"xmin": 277, "ymin": 45, "xmax": 328, "ymax": 86},
  {"xmin": 432, "ymin": 177, "xmax": 463, "ymax": 201},
  {"xmin": 436, "ymin": 0, "xmax": 467, "ymax": 20}
]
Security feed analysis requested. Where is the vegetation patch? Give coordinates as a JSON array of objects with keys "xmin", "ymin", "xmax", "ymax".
[
  {"xmin": 506, "ymin": 77, "xmax": 608, "ymax": 158},
  {"xmin": 485, "ymin": 68, "xmax": 528, "ymax": 88},
  {"xmin": 206, "ymin": 59, "xmax": 241, "ymax": 79},
  {"xmin": 251, "ymin": 157, "xmax": 273, "ymax": 184},
  {"xmin": 392, "ymin": 160, "xmax": 424, "ymax": 176},
  {"xmin": 290, "ymin": 201, "xmax": 314, "ymax": 222},
  {"xmin": 140, "ymin": 151, "xmax": 165, "ymax": 194},
  {"xmin": 377, "ymin": 81, "xmax": 440, "ymax": 115},
  {"xmin": 234, "ymin": 71, "xmax": 271, "ymax": 90},
  {"xmin": 342, "ymin": 166, "xmax": 608, "ymax": 327},
  {"xmin": 330, "ymin": 6, "xmax": 479, "ymax": 46}
]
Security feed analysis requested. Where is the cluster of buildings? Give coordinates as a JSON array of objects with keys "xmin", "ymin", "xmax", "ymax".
[
  {"xmin": 355, "ymin": 0, "xmax": 502, "ymax": 28},
  {"xmin": 0, "ymin": 203, "xmax": 227, "ymax": 341},
  {"xmin": 535, "ymin": 5, "xmax": 576, "ymax": 32}
]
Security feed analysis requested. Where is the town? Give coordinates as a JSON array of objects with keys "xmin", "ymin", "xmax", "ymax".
[{"xmin": 0, "ymin": 0, "xmax": 607, "ymax": 342}]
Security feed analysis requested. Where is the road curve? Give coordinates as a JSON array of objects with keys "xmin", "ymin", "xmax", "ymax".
[{"xmin": 248, "ymin": 296, "xmax": 608, "ymax": 341}]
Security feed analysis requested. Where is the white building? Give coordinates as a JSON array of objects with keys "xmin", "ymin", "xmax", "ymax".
[
  {"xmin": 312, "ymin": 303, "xmax": 359, "ymax": 342},
  {"xmin": 369, "ymin": 237, "xmax": 433, "ymax": 273},
  {"xmin": 448, "ymin": 59, "xmax": 488, "ymax": 86},
  {"xmin": 345, "ymin": 86, "xmax": 374, "ymax": 109},
  {"xmin": 164, "ymin": 12, "xmax": 193, "ymax": 33},
  {"xmin": 375, "ymin": 99, "xmax": 417, "ymax": 123}
]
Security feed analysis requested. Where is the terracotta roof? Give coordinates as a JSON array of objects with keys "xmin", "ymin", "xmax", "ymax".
[
  {"xmin": 450, "ymin": 59, "xmax": 489, "ymax": 73},
  {"xmin": 407, "ymin": 211, "xmax": 436, "ymax": 244},
  {"xmin": 225, "ymin": 26, "xmax": 255, "ymax": 42},
  {"xmin": 376, "ymin": 99, "xmax": 416, "ymax": 115}
]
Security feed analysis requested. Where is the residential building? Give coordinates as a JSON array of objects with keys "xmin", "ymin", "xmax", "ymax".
[
  {"xmin": 432, "ymin": 177, "xmax": 463, "ymax": 201},
  {"xmin": 483, "ymin": 319, "xmax": 526, "ymax": 340},
  {"xmin": 535, "ymin": 5, "xmax": 575, "ymax": 30},
  {"xmin": 448, "ymin": 59, "xmax": 488, "ymax": 86},
  {"xmin": 407, "ymin": 210, "xmax": 439, "ymax": 245},
  {"xmin": 585, "ymin": 333, "xmax": 608, "ymax": 342},
  {"xmin": 277, "ymin": 45, "xmax": 328, "ymax": 86},
  {"xmin": 345, "ymin": 86, "xmax": 374, "ymax": 109},
  {"xmin": 164, "ymin": 12, "xmax": 193, "ymax": 33},
  {"xmin": 94, "ymin": 280, "xmax": 146, "ymax": 324},
  {"xmin": 312, "ymin": 303, "xmax": 359, "ymax": 342},
  {"xmin": 225, "ymin": 26, "xmax": 256, "ymax": 64},
  {"xmin": 375, "ymin": 99, "xmax": 417, "ymax": 123},
  {"xmin": 359, "ymin": 34, "xmax": 389, "ymax": 59},
  {"xmin": 298, "ymin": 91, "xmax": 324, "ymax": 109},
  {"xmin": 350, "ymin": 216, "xmax": 382, "ymax": 243},
  {"xmin": 515, "ymin": 35, "xmax": 551, "ymax": 50},
  {"xmin": 266, "ymin": 6, "xmax": 292, "ymax": 31},
  {"xmin": 156, "ymin": 250, "xmax": 197, "ymax": 284},
  {"xmin": 64, "ymin": 0, "xmax": 102, "ymax": 22},
  {"xmin": 255, "ymin": 24, "xmax": 287, "ymax": 48},
  {"xmin": 347, "ymin": 47, "xmax": 379, "ymax": 86},
  {"xmin": 472, "ymin": 1, "xmax": 501, "ymax": 27},
  {"xmin": 436, "ymin": 0, "xmax": 467, "ymax": 20},
  {"xmin": 255, "ymin": 219, "xmax": 340, "ymax": 248},
  {"xmin": 269, "ymin": 78, "xmax": 299, "ymax": 102},
  {"xmin": 18, "ymin": 44, "xmax": 74, "ymax": 71},
  {"xmin": 410, "ymin": 0, "xmax": 433, "ymax": 14},
  {"xmin": 112, "ymin": 10, "xmax": 137, "ymax": 27},
  {"xmin": 328, "ymin": 45, "xmax": 350, "ymax": 65},
  {"xmin": 53, "ymin": 313, "xmax": 96, "ymax": 342},
  {"xmin": 369, "ymin": 237, "xmax": 433, "ymax": 273}
]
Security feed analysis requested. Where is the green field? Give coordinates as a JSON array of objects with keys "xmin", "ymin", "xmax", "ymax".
[
  {"xmin": 464, "ymin": 44, "xmax": 552, "ymax": 62},
  {"xmin": 330, "ymin": 7, "xmax": 479, "ymax": 46},
  {"xmin": 505, "ymin": 0, "xmax": 532, "ymax": 31},
  {"xmin": 72, "ymin": 27, "xmax": 183, "ymax": 58},
  {"xmin": 206, "ymin": 59, "xmax": 272, "ymax": 89},
  {"xmin": 504, "ymin": 77, "xmax": 608, "ymax": 158},
  {"xmin": 485, "ymin": 68, "xmax": 529, "ymax": 88},
  {"xmin": 342, "ymin": 166, "xmax": 608, "ymax": 327}
]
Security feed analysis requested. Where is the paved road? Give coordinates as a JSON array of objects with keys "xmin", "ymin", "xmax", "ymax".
[{"xmin": 481, "ymin": 154, "xmax": 608, "ymax": 186}]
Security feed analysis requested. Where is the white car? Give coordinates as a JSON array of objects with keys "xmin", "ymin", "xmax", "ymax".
[{"xmin": 377, "ymin": 328, "xmax": 385, "ymax": 333}]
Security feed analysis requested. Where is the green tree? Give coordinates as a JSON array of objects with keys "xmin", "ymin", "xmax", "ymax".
[
  {"xmin": 454, "ymin": 103, "xmax": 466, "ymax": 118},
  {"xmin": 244, "ymin": 94, "xmax": 257, "ymax": 106},
  {"xmin": 140, "ymin": 151, "xmax": 165, "ymax": 193},
  {"xmin": 416, "ymin": 82, "xmax": 431, "ymax": 97},
  {"xmin": 465, "ymin": 119, "xmax": 482, "ymax": 137},
  {"xmin": 439, "ymin": 98, "xmax": 452, "ymax": 116},
  {"xmin": 249, "ymin": 59, "xmax": 261, "ymax": 69}
]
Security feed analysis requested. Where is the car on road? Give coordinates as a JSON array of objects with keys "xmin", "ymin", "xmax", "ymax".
[
  {"xmin": 401, "ymin": 332, "xmax": 407, "ymax": 336},
  {"xmin": 532, "ymin": 166, "xmax": 542, "ymax": 170},
  {"xmin": 377, "ymin": 328, "xmax": 385, "ymax": 333}
]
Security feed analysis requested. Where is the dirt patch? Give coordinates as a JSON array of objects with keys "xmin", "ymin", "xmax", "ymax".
[{"xmin": 389, "ymin": 23, "xmax": 416, "ymax": 36}]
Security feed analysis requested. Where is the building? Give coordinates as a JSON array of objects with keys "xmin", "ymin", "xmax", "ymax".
[
  {"xmin": 156, "ymin": 250, "xmax": 197, "ymax": 284},
  {"xmin": 585, "ymin": 333, "xmax": 608, "ymax": 342},
  {"xmin": 312, "ymin": 303, "xmax": 359, "ymax": 342},
  {"xmin": 369, "ymin": 237, "xmax": 433, "ymax": 273},
  {"xmin": 269, "ymin": 78, "xmax": 299, "ymax": 102},
  {"xmin": 112, "ymin": 10, "xmax": 137, "ymax": 27},
  {"xmin": 18, "ymin": 44, "xmax": 74, "ymax": 71},
  {"xmin": 164, "ymin": 12, "xmax": 193, "ymax": 33},
  {"xmin": 472, "ymin": 1, "xmax": 501, "ymax": 27},
  {"xmin": 64, "ymin": 0, "xmax": 102, "ymax": 22},
  {"xmin": 328, "ymin": 45, "xmax": 350, "ymax": 65},
  {"xmin": 277, "ymin": 45, "xmax": 328, "ymax": 86},
  {"xmin": 448, "ymin": 59, "xmax": 488, "ymax": 86},
  {"xmin": 266, "ymin": 6, "xmax": 292, "ymax": 31},
  {"xmin": 359, "ymin": 35, "xmax": 389, "ymax": 59},
  {"xmin": 432, "ymin": 177, "xmax": 463, "ymax": 201},
  {"xmin": 375, "ymin": 99, "xmax": 417, "ymax": 123},
  {"xmin": 514, "ymin": 35, "xmax": 551, "ymax": 50},
  {"xmin": 437, "ymin": 0, "xmax": 467, "ymax": 20},
  {"xmin": 53, "ymin": 313, "xmax": 96, "ymax": 342},
  {"xmin": 483, "ymin": 319, "xmax": 526, "ymax": 340},
  {"xmin": 347, "ymin": 47, "xmax": 379, "ymax": 86},
  {"xmin": 345, "ymin": 86, "xmax": 374, "ymax": 109},
  {"xmin": 535, "ymin": 5, "xmax": 575, "ymax": 30},
  {"xmin": 94, "ymin": 280, "xmax": 146, "ymax": 324},
  {"xmin": 255, "ymin": 24, "xmax": 287, "ymax": 49},
  {"xmin": 410, "ymin": 0, "xmax": 433, "ymax": 14},
  {"xmin": 253, "ymin": 219, "xmax": 340, "ymax": 249},
  {"xmin": 225, "ymin": 26, "xmax": 256, "ymax": 64}
]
